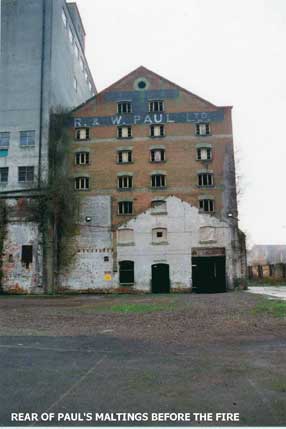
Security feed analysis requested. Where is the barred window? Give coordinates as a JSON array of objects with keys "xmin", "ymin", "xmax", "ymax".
[
  {"xmin": 118, "ymin": 175, "xmax": 133, "ymax": 190},
  {"xmin": 75, "ymin": 152, "xmax": 89, "ymax": 165},
  {"xmin": 149, "ymin": 100, "xmax": 164, "ymax": 112},
  {"xmin": 118, "ymin": 201, "xmax": 133, "ymax": 215},
  {"xmin": 117, "ymin": 102, "xmax": 132, "ymax": 114},
  {"xmin": 75, "ymin": 177, "xmax": 89, "ymax": 190},
  {"xmin": 199, "ymin": 199, "xmax": 215, "ymax": 212},
  {"xmin": 151, "ymin": 174, "xmax": 166, "ymax": 188},
  {"xmin": 18, "ymin": 166, "xmax": 34, "ymax": 182},
  {"xmin": 198, "ymin": 173, "xmax": 214, "ymax": 187}
]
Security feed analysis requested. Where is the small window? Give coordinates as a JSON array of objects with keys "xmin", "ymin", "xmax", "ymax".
[
  {"xmin": 118, "ymin": 175, "xmax": 133, "ymax": 190},
  {"xmin": 118, "ymin": 201, "xmax": 133, "ymax": 215},
  {"xmin": 150, "ymin": 149, "xmax": 165, "ymax": 162},
  {"xmin": 118, "ymin": 102, "xmax": 132, "ymax": 114},
  {"xmin": 118, "ymin": 228, "xmax": 134, "ymax": 244},
  {"xmin": 151, "ymin": 200, "xmax": 167, "ymax": 214},
  {"xmin": 18, "ymin": 166, "xmax": 34, "ymax": 183},
  {"xmin": 198, "ymin": 173, "xmax": 214, "ymax": 187},
  {"xmin": 150, "ymin": 125, "xmax": 165, "ymax": 137},
  {"xmin": 149, "ymin": 100, "xmax": 164, "ymax": 113},
  {"xmin": 197, "ymin": 147, "xmax": 212, "ymax": 161},
  {"xmin": 117, "ymin": 150, "xmax": 132, "ymax": 163},
  {"xmin": 119, "ymin": 260, "xmax": 134, "ymax": 284},
  {"xmin": 0, "ymin": 167, "xmax": 8, "ymax": 184},
  {"xmin": 75, "ymin": 177, "xmax": 89, "ymax": 191},
  {"xmin": 75, "ymin": 152, "xmax": 89, "ymax": 165},
  {"xmin": 118, "ymin": 126, "xmax": 132, "ymax": 139},
  {"xmin": 73, "ymin": 77, "xmax": 78, "ymax": 92},
  {"xmin": 75, "ymin": 128, "xmax": 89, "ymax": 140},
  {"xmin": 199, "ymin": 199, "xmax": 215, "ymax": 213},
  {"xmin": 0, "ymin": 132, "xmax": 10, "ymax": 147},
  {"xmin": 151, "ymin": 174, "xmax": 166, "ymax": 188},
  {"xmin": 62, "ymin": 8, "xmax": 67, "ymax": 27},
  {"xmin": 68, "ymin": 26, "xmax": 73, "ymax": 44},
  {"xmin": 104, "ymin": 256, "xmax": 109, "ymax": 262},
  {"xmin": 196, "ymin": 123, "xmax": 211, "ymax": 136},
  {"xmin": 74, "ymin": 43, "xmax": 79, "ymax": 59},
  {"xmin": 20, "ymin": 131, "xmax": 35, "ymax": 146},
  {"xmin": 21, "ymin": 245, "xmax": 33, "ymax": 268},
  {"xmin": 152, "ymin": 228, "xmax": 167, "ymax": 244}
]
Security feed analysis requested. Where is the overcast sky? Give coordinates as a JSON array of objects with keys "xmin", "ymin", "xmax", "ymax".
[{"xmin": 75, "ymin": 0, "xmax": 286, "ymax": 246}]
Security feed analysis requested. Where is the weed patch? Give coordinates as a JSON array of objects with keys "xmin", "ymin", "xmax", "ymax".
[{"xmin": 253, "ymin": 299, "xmax": 286, "ymax": 318}]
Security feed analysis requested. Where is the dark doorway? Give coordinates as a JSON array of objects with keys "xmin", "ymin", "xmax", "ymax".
[
  {"xmin": 192, "ymin": 256, "xmax": 226, "ymax": 293},
  {"xmin": 119, "ymin": 261, "xmax": 134, "ymax": 284},
  {"xmin": 152, "ymin": 264, "xmax": 170, "ymax": 293}
]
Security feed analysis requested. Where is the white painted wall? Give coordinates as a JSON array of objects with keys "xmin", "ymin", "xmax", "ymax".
[{"xmin": 117, "ymin": 196, "xmax": 234, "ymax": 291}]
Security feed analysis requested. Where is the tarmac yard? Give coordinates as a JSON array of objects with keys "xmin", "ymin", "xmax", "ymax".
[{"xmin": 0, "ymin": 291, "xmax": 286, "ymax": 426}]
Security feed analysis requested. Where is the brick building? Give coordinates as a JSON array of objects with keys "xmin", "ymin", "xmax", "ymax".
[{"xmin": 62, "ymin": 66, "xmax": 246, "ymax": 293}]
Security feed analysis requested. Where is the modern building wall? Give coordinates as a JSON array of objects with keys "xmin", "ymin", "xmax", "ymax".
[{"xmin": 0, "ymin": 0, "xmax": 95, "ymax": 193}]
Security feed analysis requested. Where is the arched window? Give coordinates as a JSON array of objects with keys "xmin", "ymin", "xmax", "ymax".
[{"xmin": 119, "ymin": 261, "xmax": 134, "ymax": 284}]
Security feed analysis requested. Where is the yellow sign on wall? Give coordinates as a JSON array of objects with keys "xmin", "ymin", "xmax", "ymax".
[{"xmin": 104, "ymin": 273, "xmax": 112, "ymax": 281}]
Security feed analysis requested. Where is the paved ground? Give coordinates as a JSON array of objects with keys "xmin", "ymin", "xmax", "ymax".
[
  {"xmin": 0, "ymin": 292, "xmax": 286, "ymax": 426},
  {"xmin": 247, "ymin": 285, "xmax": 286, "ymax": 300}
]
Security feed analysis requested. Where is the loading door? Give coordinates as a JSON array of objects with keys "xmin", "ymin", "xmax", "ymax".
[
  {"xmin": 192, "ymin": 256, "xmax": 226, "ymax": 293},
  {"xmin": 152, "ymin": 264, "xmax": 170, "ymax": 293}
]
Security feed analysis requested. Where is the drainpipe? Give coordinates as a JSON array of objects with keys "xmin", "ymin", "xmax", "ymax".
[{"xmin": 38, "ymin": 0, "xmax": 46, "ymax": 189}]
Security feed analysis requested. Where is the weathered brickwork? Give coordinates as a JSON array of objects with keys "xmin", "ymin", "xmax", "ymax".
[{"xmin": 70, "ymin": 66, "xmax": 236, "ymax": 228}]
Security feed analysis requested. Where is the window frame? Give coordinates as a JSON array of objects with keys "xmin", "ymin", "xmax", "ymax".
[
  {"xmin": 197, "ymin": 147, "xmax": 212, "ymax": 161},
  {"xmin": 198, "ymin": 172, "xmax": 214, "ymax": 187},
  {"xmin": 151, "ymin": 174, "xmax": 166, "ymax": 189},
  {"xmin": 117, "ymin": 102, "xmax": 132, "ymax": 114},
  {"xmin": 75, "ymin": 128, "xmax": 90, "ymax": 141},
  {"xmin": 74, "ymin": 176, "xmax": 90, "ymax": 191},
  {"xmin": 118, "ymin": 175, "xmax": 133, "ymax": 190},
  {"xmin": 18, "ymin": 166, "xmax": 34, "ymax": 183},
  {"xmin": 0, "ymin": 167, "xmax": 9, "ymax": 184},
  {"xmin": 118, "ymin": 201, "xmax": 133, "ymax": 215},
  {"xmin": 149, "ymin": 100, "xmax": 164, "ymax": 113},
  {"xmin": 0, "ymin": 132, "xmax": 10, "ymax": 148},
  {"xmin": 199, "ymin": 199, "xmax": 215, "ymax": 213},
  {"xmin": 150, "ymin": 148, "xmax": 165, "ymax": 163},
  {"xmin": 152, "ymin": 227, "xmax": 168, "ymax": 244},
  {"xmin": 20, "ymin": 130, "xmax": 35, "ymax": 147},
  {"xmin": 117, "ymin": 150, "xmax": 132, "ymax": 164},
  {"xmin": 117, "ymin": 126, "xmax": 132, "ymax": 139},
  {"xmin": 75, "ymin": 152, "xmax": 90, "ymax": 166},
  {"xmin": 196, "ymin": 122, "xmax": 211, "ymax": 136},
  {"xmin": 150, "ymin": 124, "xmax": 165, "ymax": 138}
]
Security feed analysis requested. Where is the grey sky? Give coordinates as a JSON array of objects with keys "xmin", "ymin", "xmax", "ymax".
[{"xmin": 76, "ymin": 0, "xmax": 286, "ymax": 246}]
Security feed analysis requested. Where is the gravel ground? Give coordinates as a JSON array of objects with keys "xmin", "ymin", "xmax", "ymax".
[
  {"xmin": 0, "ymin": 291, "xmax": 285, "ymax": 345},
  {"xmin": 1, "ymin": 291, "xmax": 286, "ymax": 426}
]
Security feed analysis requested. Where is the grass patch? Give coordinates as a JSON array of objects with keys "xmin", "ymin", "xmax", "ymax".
[
  {"xmin": 108, "ymin": 302, "xmax": 175, "ymax": 313},
  {"xmin": 253, "ymin": 299, "xmax": 286, "ymax": 318}
]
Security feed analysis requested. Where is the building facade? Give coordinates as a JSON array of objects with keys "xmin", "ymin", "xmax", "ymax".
[
  {"xmin": 60, "ymin": 66, "xmax": 246, "ymax": 293},
  {"xmin": 0, "ymin": 0, "xmax": 96, "ymax": 293}
]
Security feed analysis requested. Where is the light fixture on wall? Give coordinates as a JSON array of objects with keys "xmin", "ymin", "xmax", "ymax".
[{"xmin": 85, "ymin": 216, "xmax": 92, "ymax": 223}]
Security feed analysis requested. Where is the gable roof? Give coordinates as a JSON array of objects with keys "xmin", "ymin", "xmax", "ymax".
[{"xmin": 71, "ymin": 65, "xmax": 231, "ymax": 114}]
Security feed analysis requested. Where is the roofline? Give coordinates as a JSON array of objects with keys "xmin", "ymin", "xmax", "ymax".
[
  {"xmin": 71, "ymin": 65, "xmax": 232, "ymax": 114},
  {"xmin": 66, "ymin": 2, "xmax": 86, "ymax": 36}
]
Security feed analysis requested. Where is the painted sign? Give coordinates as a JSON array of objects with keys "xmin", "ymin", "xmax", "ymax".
[
  {"xmin": 104, "ymin": 273, "xmax": 112, "ymax": 281},
  {"xmin": 74, "ymin": 110, "xmax": 224, "ymax": 128}
]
